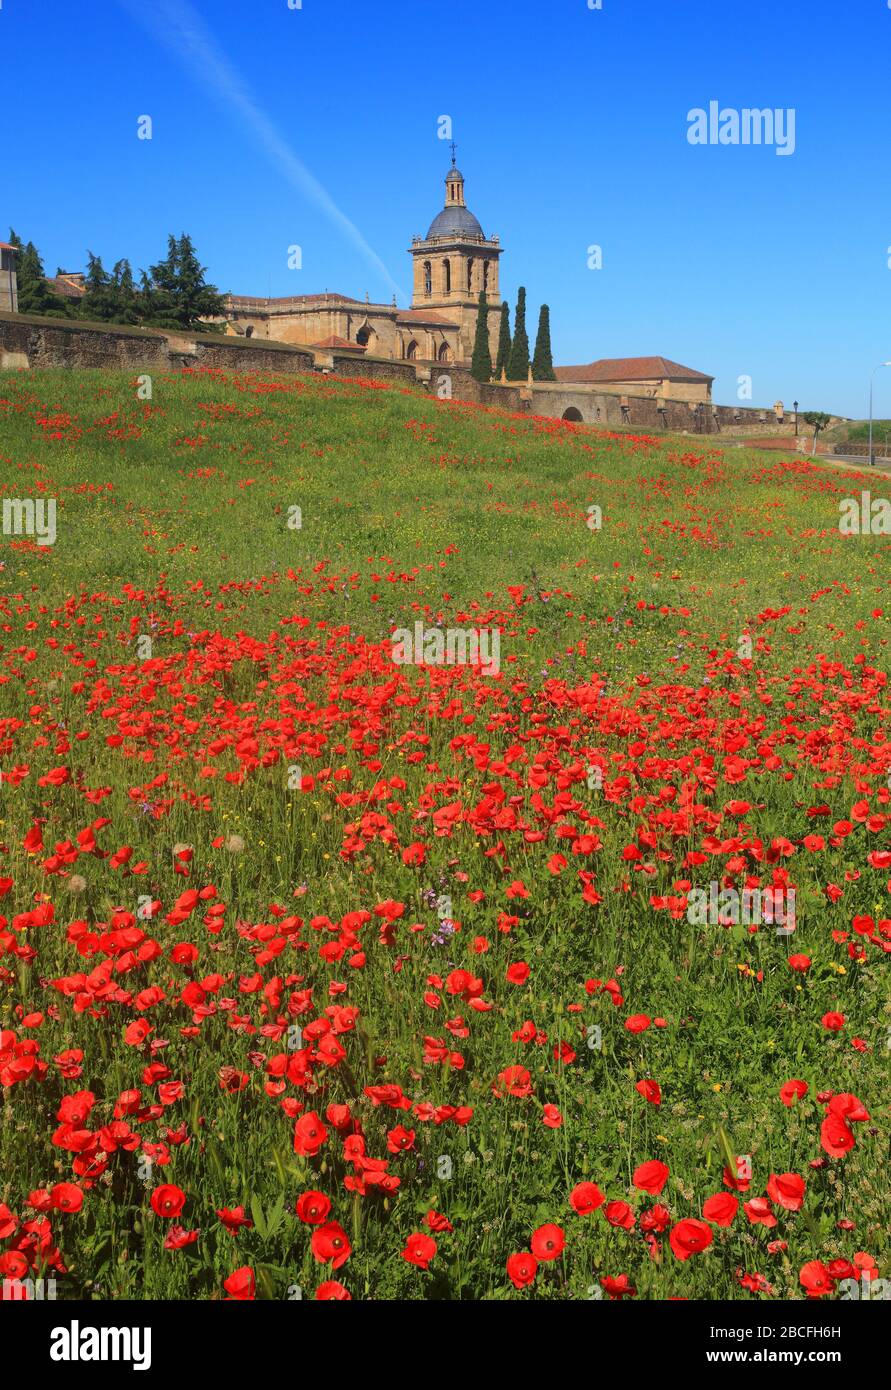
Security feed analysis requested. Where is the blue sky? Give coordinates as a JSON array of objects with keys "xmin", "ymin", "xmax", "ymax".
[{"xmin": 2, "ymin": 0, "xmax": 890, "ymax": 416}]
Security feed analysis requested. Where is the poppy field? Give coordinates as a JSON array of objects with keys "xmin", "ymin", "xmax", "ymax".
[{"xmin": 0, "ymin": 365, "xmax": 888, "ymax": 1302}]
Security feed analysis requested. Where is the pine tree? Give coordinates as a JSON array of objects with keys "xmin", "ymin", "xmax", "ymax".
[
  {"xmin": 470, "ymin": 290, "xmax": 493, "ymax": 383},
  {"xmin": 79, "ymin": 253, "xmax": 141, "ymax": 324},
  {"xmin": 532, "ymin": 304, "xmax": 556, "ymax": 381},
  {"xmin": 495, "ymin": 300, "xmax": 511, "ymax": 378},
  {"xmin": 112, "ymin": 259, "xmax": 140, "ymax": 324},
  {"xmin": 8, "ymin": 231, "xmax": 67, "ymax": 316},
  {"xmin": 145, "ymin": 233, "xmax": 225, "ymax": 330},
  {"xmin": 174, "ymin": 233, "xmax": 225, "ymax": 327},
  {"xmin": 507, "ymin": 286, "xmax": 529, "ymax": 381},
  {"xmin": 79, "ymin": 252, "xmax": 114, "ymax": 321}
]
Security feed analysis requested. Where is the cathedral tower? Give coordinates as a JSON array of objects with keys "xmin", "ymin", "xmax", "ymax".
[{"xmin": 409, "ymin": 150, "xmax": 503, "ymax": 366}]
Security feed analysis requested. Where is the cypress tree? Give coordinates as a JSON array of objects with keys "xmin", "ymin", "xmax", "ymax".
[
  {"xmin": 506, "ymin": 286, "xmax": 529, "ymax": 381},
  {"xmin": 495, "ymin": 300, "xmax": 511, "ymax": 378},
  {"xmin": 532, "ymin": 303, "xmax": 556, "ymax": 381},
  {"xmin": 470, "ymin": 290, "xmax": 492, "ymax": 383}
]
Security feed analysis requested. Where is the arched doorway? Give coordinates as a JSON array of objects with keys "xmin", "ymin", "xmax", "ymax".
[
  {"xmin": 562, "ymin": 406, "xmax": 583, "ymax": 422},
  {"xmin": 244, "ymin": 325, "xmax": 255, "ymax": 339}
]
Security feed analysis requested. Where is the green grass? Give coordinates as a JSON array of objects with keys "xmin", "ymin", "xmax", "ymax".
[{"xmin": 0, "ymin": 365, "xmax": 887, "ymax": 1302}]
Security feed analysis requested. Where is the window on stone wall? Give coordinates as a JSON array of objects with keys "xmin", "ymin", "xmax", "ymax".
[
  {"xmin": 443, "ymin": 260, "xmax": 451, "ymax": 293},
  {"xmin": 483, "ymin": 262, "xmax": 489, "ymax": 293},
  {"xmin": 467, "ymin": 259, "xmax": 474, "ymax": 292},
  {"xmin": 424, "ymin": 262, "xmax": 432, "ymax": 295}
]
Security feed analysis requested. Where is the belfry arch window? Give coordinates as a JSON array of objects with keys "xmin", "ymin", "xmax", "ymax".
[
  {"xmin": 467, "ymin": 258, "xmax": 474, "ymax": 292},
  {"xmin": 483, "ymin": 262, "xmax": 489, "ymax": 294},
  {"xmin": 443, "ymin": 259, "xmax": 451, "ymax": 293},
  {"xmin": 423, "ymin": 261, "xmax": 432, "ymax": 295}
]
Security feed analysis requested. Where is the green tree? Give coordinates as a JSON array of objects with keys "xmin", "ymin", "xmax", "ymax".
[
  {"xmin": 79, "ymin": 253, "xmax": 141, "ymax": 324},
  {"xmin": 531, "ymin": 303, "xmax": 556, "ymax": 381},
  {"xmin": 507, "ymin": 286, "xmax": 529, "ymax": 381},
  {"xmin": 495, "ymin": 300, "xmax": 511, "ymax": 378},
  {"xmin": 144, "ymin": 233, "xmax": 225, "ymax": 330},
  {"xmin": 470, "ymin": 290, "xmax": 492, "ymax": 383},
  {"xmin": 7, "ymin": 230, "xmax": 68, "ymax": 317},
  {"xmin": 802, "ymin": 411, "xmax": 831, "ymax": 456}
]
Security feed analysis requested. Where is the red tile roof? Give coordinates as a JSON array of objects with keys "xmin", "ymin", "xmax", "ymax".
[
  {"xmin": 0, "ymin": 242, "xmax": 17, "ymax": 251},
  {"xmin": 311, "ymin": 335, "xmax": 365, "ymax": 351},
  {"xmin": 555, "ymin": 356, "xmax": 713, "ymax": 384},
  {"xmin": 396, "ymin": 309, "xmax": 458, "ymax": 326},
  {"xmin": 46, "ymin": 275, "xmax": 86, "ymax": 299}
]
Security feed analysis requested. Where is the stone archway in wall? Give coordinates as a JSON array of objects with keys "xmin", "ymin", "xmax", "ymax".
[
  {"xmin": 406, "ymin": 339, "xmax": 419, "ymax": 360},
  {"xmin": 562, "ymin": 406, "xmax": 583, "ymax": 422},
  {"xmin": 356, "ymin": 325, "xmax": 376, "ymax": 351},
  {"xmin": 438, "ymin": 342, "xmax": 453, "ymax": 364}
]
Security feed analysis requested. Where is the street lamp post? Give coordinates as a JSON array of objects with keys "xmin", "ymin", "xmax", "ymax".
[
  {"xmin": 793, "ymin": 400, "xmax": 798, "ymax": 435},
  {"xmin": 868, "ymin": 362, "xmax": 891, "ymax": 467}
]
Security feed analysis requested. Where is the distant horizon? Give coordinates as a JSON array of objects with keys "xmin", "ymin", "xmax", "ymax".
[{"xmin": 4, "ymin": 0, "xmax": 891, "ymax": 416}]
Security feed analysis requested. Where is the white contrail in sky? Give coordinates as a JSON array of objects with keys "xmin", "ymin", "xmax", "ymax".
[{"xmin": 118, "ymin": 0, "xmax": 404, "ymax": 299}]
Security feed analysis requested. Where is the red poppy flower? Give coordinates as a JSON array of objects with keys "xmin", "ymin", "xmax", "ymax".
[
  {"xmin": 150, "ymin": 1184, "xmax": 186, "ymax": 1219},
  {"xmin": 295, "ymin": 1190, "xmax": 332, "ymax": 1225},
  {"xmin": 799, "ymin": 1261, "xmax": 834, "ymax": 1298},
  {"xmin": 506, "ymin": 1251, "xmax": 538, "ymax": 1288},
  {"xmin": 669, "ymin": 1218, "xmax": 713, "ymax": 1261},
  {"xmin": 50, "ymin": 1182, "xmax": 84, "ymax": 1213},
  {"xmin": 779, "ymin": 1079, "xmax": 808, "ymax": 1106},
  {"xmin": 310, "ymin": 1221, "xmax": 351, "ymax": 1269},
  {"xmin": 223, "ymin": 1265, "xmax": 255, "ymax": 1300},
  {"xmin": 570, "ymin": 1181, "xmax": 605, "ymax": 1215},
  {"xmin": 604, "ymin": 1201, "xmax": 636, "ymax": 1231},
  {"xmin": 293, "ymin": 1110, "xmax": 328, "ymax": 1157},
  {"xmin": 402, "ymin": 1233, "xmax": 437, "ymax": 1269},
  {"xmin": 601, "ymin": 1274, "xmax": 637, "ymax": 1299},
  {"xmin": 766, "ymin": 1172, "xmax": 806, "ymax": 1212},
  {"xmin": 632, "ymin": 1160, "xmax": 669, "ymax": 1195},
  {"xmin": 315, "ymin": 1281, "xmax": 351, "ymax": 1300},
  {"xmin": 820, "ymin": 1112, "xmax": 856, "ymax": 1157},
  {"xmin": 702, "ymin": 1193, "xmax": 738, "ymax": 1226},
  {"xmin": 743, "ymin": 1197, "xmax": 777, "ymax": 1228},
  {"xmin": 530, "ymin": 1223, "xmax": 565, "ymax": 1261}
]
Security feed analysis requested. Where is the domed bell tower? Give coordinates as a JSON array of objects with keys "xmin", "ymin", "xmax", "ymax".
[{"xmin": 409, "ymin": 147, "xmax": 503, "ymax": 366}]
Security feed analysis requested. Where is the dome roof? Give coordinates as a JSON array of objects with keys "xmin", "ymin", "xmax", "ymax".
[{"xmin": 426, "ymin": 204, "xmax": 485, "ymax": 239}]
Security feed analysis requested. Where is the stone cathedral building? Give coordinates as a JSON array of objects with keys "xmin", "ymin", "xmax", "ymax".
[{"xmin": 218, "ymin": 155, "xmax": 504, "ymax": 366}]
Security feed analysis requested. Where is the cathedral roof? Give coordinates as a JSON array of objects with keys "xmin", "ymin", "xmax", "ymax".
[{"xmin": 425, "ymin": 205, "xmax": 485, "ymax": 239}]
